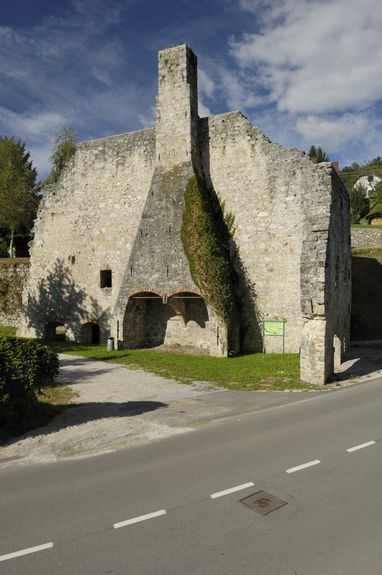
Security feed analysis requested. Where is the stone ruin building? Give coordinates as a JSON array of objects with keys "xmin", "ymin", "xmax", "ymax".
[{"xmin": 18, "ymin": 44, "xmax": 351, "ymax": 384}]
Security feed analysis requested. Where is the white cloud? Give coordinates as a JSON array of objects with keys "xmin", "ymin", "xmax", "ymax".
[
  {"xmin": 199, "ymin": 69, "xmax": 215, "ymax": 99},
  {"xmin": 0, "ymin": 0, "xmax": 149, "ymax": 178},
  {"xmin": 225, "ymin": 0, "xmax": 382, "ymax": 165},
  {"xmin": 0, "ymin": 108, "xmax": 67, "ymax": 138},
  {"xmin": 197, "ymin": 68, "xmax": 215, "ymax": 117},
  {"xmin": 198, "ymin": 100, "xmax": 211, "ymax": 117},
  {"xmin": 295, "ymin": 113, "xmax": 374, "ymax": 149},
  {"xmin": 231, "ymin": 0, "xmax": 382, "ymax": 114}
]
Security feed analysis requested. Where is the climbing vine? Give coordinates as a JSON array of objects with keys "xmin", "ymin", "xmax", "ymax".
[
  {"xmin": 0, "ymin": 272, "xmax": 23, "ymax": 313},
  {"xmin": 181, "ymin": 175, "xmax": 237, "ymax": 331}
]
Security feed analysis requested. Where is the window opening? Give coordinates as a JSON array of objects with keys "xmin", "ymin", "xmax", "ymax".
[{"xmin": 100, "ymin": 269, "xmax": 112, "ymax": 288}]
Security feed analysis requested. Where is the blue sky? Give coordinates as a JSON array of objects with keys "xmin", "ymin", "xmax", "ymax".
[{"xmin": 1, "ymin": 0, "xmax": 382, "ymax": 178}]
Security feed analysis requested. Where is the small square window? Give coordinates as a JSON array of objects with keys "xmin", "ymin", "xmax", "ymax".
[{"xmin": 100, "ymin": 269, "xmax": 112, "ymax": 288}]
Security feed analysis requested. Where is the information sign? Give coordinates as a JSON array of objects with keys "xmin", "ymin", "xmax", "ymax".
[{"xmin": 263, "ymin": 321, "xmax": 284, "ymax": 337}]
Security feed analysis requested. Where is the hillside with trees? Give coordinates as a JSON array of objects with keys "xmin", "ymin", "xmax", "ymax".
[{"xmin": 340, "ymin": 157, "xmax": 382, "ymax": 224}]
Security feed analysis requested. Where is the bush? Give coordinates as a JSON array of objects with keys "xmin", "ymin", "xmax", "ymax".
[{"xmin": 0, "ymin": 336, "xmax": 59, "ymax": 428}]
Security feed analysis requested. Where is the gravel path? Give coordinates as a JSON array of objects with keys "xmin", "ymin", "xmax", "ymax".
[
  {"xmin": 0, "ymin": 355, "xmax": 220, "ymax": 466},
  {"xmin": 1, "ymin": 345, "xmax": 381, "ymax": 468}
]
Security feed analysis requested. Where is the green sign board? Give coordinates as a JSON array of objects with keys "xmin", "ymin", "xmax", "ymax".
[{"xmin": 263, "ymin": 321, "xmax": 284, "ymax": 337}]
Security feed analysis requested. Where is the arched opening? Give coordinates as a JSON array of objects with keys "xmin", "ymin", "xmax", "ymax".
[
  {"xmin": 164, "ymin": 292, "xmax": 209, "ymax": 351},
  {"xmin": 123, "ymin": 292, "xmax": 175, "ymax": 348},
  {"xmin": 167, "ymin": 292, "xmax": 208, "ymax": 327},
  {"xmin": 81, "ymin": 322, "xmax": 100, "ymax": 344},
  {"xmin": 44, "ymin": 322, "xmax": 67, "ymax": 341},
  {"xmin": 122, "ymin": 291, "xmax": 210, "ymax": 352}
]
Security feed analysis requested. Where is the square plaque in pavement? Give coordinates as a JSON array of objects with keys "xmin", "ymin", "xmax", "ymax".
[{"xmin": 240, "ymin": 490, "xmax": 288, "ymax": 516}]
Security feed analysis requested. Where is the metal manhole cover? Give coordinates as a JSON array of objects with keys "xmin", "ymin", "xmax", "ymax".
[{"xmin": 240, "ymin": 490, "xmax": 288, "ymax": 516}]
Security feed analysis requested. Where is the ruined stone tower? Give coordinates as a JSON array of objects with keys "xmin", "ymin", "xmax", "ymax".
[{"xmin": 18, "ymin": 44, "xmax": 351, "ymax": 384}]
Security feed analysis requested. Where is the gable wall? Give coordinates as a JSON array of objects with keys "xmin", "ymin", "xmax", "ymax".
[
  {"xmin": 19, "ymin": 129, "xmax": 156, "ymax": 339},
  {"xmin": 202, "ymin": 112, "xmax": 315, "ymax": 352}
]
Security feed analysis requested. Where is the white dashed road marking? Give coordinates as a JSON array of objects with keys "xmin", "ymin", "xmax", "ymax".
[
  {"xmin": 346, "ymin": 441, "xmax": 376, "ymax": 453},
  {"xmin": 210, "ymin": 482, "xmax": 255, "ymax": 499},
  {"xmin": 286, "ymin": 460, "xmax": 321, "ymax": 474},
  {"xmin": 113, "ymin": 509, "xmax": 167, "ymax": 529},
  {"xmin": 0, "ymin": 543, "xmax": 54, "ymax": 563}
]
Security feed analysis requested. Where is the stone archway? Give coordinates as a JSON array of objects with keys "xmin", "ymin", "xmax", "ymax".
[
  {"xmin": 122, "ymin": 290, "xmax": 211, "ymax": 351},
  {"xmin": 164, "ymin": 292, "xmax": 209, "ymax": 350},
  {"xmin": 167, "ymin": 292, "xmax": 208, "ymax": 327},
  {"xmin": 81, "ymin": 322, "xmax": 100, "ymax": 344},
  {"xmin": 123, "ymin": 292, "xmax": 176, "ymax": 348},
  {"xmin": 44, "ymin": 322, "xmax": 67, "ymax": 341}
]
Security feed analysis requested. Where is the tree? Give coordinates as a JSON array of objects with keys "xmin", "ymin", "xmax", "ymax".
[
  {"xmin": 369, "ymin": 181, "xmax": 382, "ymax": 212},
  {"xmin": 369, "ymin": 156, "xmax": 382, "ymax": 166},
  {"xmin": 308, "ymin": 145, "xmax": 317, "ymax": 158},
  {"xmin": 308, "ymin": 145, "xmax": 330, "ymax": 162},
  {"xmin": 0, "ymin": 137, "xmax": 39, "ymax": 257},
  {"xmin": 44, "ymin": 127, "xmax": 76, "ymax": 185},
  {"xmin": 349, "ymin": 183, "xmax": 369, "ymax": 224}
]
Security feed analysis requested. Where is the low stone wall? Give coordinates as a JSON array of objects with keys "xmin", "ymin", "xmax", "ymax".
[
  {"xmin": 0, "ymin": 260, "xmax": 30, "ymax": 326},
  {"xmin": 351, "ymin": 227, "xmax": 382, "ymax": 248}
]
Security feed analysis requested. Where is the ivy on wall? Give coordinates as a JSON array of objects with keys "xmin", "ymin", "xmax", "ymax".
[
  {"xmin": 0, "ymin": 272, "xmax": 23, "ymax": 313},
  {"xmin": 181, "ymin": 175, "xmax": 237, "ymax": 332}
]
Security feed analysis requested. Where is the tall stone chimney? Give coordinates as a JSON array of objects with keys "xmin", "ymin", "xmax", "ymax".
[{"xmin": 155, "ymin": 44, "xmax": 199, "ymax": 168}]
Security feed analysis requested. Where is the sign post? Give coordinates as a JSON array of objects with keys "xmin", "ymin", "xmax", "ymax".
[{"xmin": 262, "ymin": 320, "xmax": 285, "ymax": 354}]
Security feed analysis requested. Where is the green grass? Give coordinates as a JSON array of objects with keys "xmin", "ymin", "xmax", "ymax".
[
  {"xmin": 0, "ymin": 258, "xmax": 30, "ymax": 265},
  {"xmin": 0, "ymin": 326, "xmax": 309, "ymax": 391},
  {"xmin": 46, "ymin": 340, "xmax": 308, "ymax": 391},
  {"xmin": 0, "ymin": 381, "xmax": 78, "ymax": 442},
  {"xmin": 0, "ymin": 325, "xmax": 16, "ymax": 337}
]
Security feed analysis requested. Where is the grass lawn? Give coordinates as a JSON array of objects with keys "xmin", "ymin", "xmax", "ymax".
[
  {"xmin": 0, "ymin": 325, "xmax": 16, "ymax": 337},
  {"xmin": 45, "ymin": 340, "xmax": 308, "ymax": 391},
  {"xmin": 0, "ymin": 325, "xmax": 308, "ymax": 391},
  {"xmin": 0, "ymin": 258, "xmax": 30, "ymax": 264}
]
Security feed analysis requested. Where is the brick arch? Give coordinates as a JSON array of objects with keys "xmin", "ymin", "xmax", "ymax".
[
  {"xmin": 167, "ymin": 288, "xmax": 202, "ymax": 298},
  {"xmin": 128, "ymin": 288, "xmax": 165, "ymax": 298},
  {"xmin": 167, "ymin": 291, "xmax": 208, "ymax": 327}
]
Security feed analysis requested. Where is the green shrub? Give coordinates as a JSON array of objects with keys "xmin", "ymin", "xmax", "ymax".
[
  {"xmin": 0, "ymin": 336, "xmax": 59, "ymax": 428},
  {"xmin": 0, "ymin": 273, "xmax": 23, "ymax": 313}
]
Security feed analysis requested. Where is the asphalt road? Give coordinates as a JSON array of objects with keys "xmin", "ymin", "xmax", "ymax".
[{"xmin": 2, "ymin": 376, "xmax": 382, "ymax": 574}]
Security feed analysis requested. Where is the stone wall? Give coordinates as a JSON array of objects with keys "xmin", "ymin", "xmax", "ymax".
[
  {"xmin": 300, "ymin": 170, "xmax": 351, "ymax": 383},
  {"xmin": 17, "ymin": 129, "xmax": 156, "ymax": 341},
  {"xmin": 0, "ymin": 261, "xmax": 30, "ymax": 326},
  {"xmin": 18, "ymin": 44, "xmax": 350, "ymax": 383},
  {"xmin": 351, "ymin": 227, "xmax": 382, "ymax": 248}
]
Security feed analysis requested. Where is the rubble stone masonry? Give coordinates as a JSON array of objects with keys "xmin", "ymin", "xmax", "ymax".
[{"xmin": 17, "ymin": 44, "xmax": 351, "ymax": 384}]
